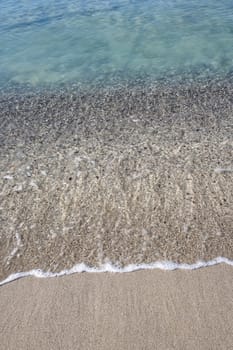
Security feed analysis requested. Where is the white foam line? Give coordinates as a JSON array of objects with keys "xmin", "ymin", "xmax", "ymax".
[{"xmin": 1, "ymin": 257, "xmax": 233, "ymax": 287}]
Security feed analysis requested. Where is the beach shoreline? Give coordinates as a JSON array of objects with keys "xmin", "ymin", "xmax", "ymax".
[
  {"xmin": 1, "ymin": 77, "xmax": 233, "ymax": 281},
  {"xmin": 1, "ymin": 256, "xmax": 233, "ymax": 287},
  {"xmin": 1, "ymin": 2, "xmax": 233, "ymax": 349}
]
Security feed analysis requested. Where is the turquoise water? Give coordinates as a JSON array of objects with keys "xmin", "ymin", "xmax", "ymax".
[{"xmin": 0, "ymin": 0, "xmax": 233, "ymax": 87}]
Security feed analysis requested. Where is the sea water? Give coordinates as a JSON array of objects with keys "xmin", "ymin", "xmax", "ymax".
[
  {"xmin": 0, "ymin": 0, "xmax": 233, "ymax": 285},
  {"xmin": 0, "ymin": 0, "xmax": 233, "ymax": 87}
]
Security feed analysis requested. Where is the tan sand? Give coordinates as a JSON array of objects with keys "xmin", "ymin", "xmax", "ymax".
[{"xmin": 0, "ymin": 264, "xmax": 233, "ymax": 350}]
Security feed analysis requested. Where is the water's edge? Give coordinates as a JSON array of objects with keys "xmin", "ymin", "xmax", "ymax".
[
  {"xmin": 1, "ymin": 77, "xmax": 233, "ymax": 283},
  {"xmin": 1, "ymin": 257, "xmax": 233, "ymax": 287}
]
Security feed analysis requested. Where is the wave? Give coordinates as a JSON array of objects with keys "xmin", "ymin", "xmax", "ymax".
[{"xmin": 1, "ymin": 257, "xmax": 233, "ymax": 286}]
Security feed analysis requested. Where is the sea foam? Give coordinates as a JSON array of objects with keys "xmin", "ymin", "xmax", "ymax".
[{"xmin": 1, "ymin": 257, "xmax": 233, "ymax": 286}]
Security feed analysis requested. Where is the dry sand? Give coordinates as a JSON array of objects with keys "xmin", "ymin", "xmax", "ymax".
[{"xmin": 1, "ymin": 264, "xmax": 233, "ymax": 350}]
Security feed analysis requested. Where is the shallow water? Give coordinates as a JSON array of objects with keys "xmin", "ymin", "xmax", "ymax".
[
  {"xmin": 0, "ymin": 1, "xmax": 233, "ymax": 284},
  {"xmin": 0, "ymin": 78, "xmax": 233, "ymax": 283},
  {"xmin": 0, "ymin": 0, "xmax": 233, "ymax": 87}
]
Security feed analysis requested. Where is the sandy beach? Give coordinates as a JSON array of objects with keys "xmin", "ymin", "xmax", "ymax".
[
  {"xmin": 0, "ymin": 76, "xmax": 232, "ymax": 350},
  {"xmin": 1, "ymin": 78, "xmax": 233, "ymax": 280},
  {"xmin": 1, "ymin": 1, "xmax": 233, "ymax": 349},
  {"xmin": 0, "ymin": 264, "xmax": 233, "ymax": 349}
]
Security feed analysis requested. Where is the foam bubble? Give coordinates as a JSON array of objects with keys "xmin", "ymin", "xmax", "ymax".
[{"xmin": 1, "ymin": 257, "xmax": 233, "ymax": 286}]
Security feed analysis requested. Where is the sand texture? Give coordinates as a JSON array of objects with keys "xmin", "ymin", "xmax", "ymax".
[
  {"xmin": 0, "ymin": 77, "xmax": 233, "ymax": 281},
  {"xmin": 0, "ymin": 264, "xmax": 233, "ymax": 349}
]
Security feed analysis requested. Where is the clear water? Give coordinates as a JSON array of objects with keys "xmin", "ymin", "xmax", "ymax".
[{"xmin": 0, "ymin": 0, "xmax": 233, "ymax": 87}]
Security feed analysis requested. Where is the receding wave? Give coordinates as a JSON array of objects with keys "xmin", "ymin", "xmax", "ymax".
[
  {"xmin": 1, "ymin": 257, "xmax": 233, "ymax": 286},
  {"xmin": 0, "ymin": 76, "xmax": 233, "ymax": 284}
]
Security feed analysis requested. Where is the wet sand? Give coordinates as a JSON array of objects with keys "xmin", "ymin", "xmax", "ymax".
[
  {"xmin": 0, "ymin": 77, "xmax": 233, "ymax": 281},
  {"xmin": 0, "ymin": 264, "xmax": 233, "ymax": 349}
]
